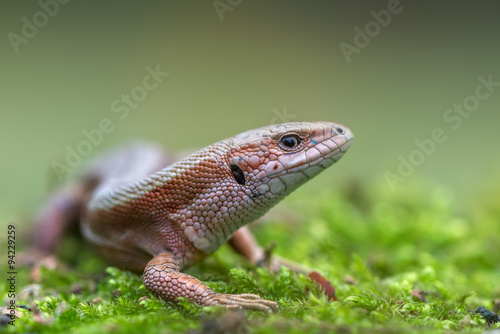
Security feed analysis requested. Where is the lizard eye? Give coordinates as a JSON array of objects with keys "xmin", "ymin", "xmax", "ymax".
[
  {"xmin": 280, "ymin": 135, "xmax": 301, "ymax": 149},
  {"xmin": 231, "ymin": 164, "xmax": 246, "ymax": 185}
]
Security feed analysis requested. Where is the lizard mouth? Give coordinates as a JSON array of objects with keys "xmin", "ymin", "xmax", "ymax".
[{"xmin": 312, "ymin": 130, "xmax": 354, "ymax": 169}]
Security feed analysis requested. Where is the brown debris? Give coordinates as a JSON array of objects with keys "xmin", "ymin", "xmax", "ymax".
[
  {"xmin": 138, "ymin": 296, "xmax": 150, "ymax": 303},
  {"xmin": 411, "ymin": 289, "xmax": 427, "ymax": 303},
  {"xmin": 459, "ymin": 314, "xmax": 472, "ymax": 327},
  {"xmin": 92, "ymin": 297, "xmax": 102, "ymax": 304},
  {"xmin": 189, "ymin": 310, "xmax": 249, "ymax": 334},
  {"xmin": 31, "ymin": 305, "xmax": 52, "ymax": 325},
  {"xmin": 29, "ymin": 255, "xmax": 59, "ymax": 282},
  {"xmin": 71, "ymin": 284, "xmax": 83, "ymax": 294},
  {"xmin": 0, "ymin": 307, "xmax": 22, "ymax": 318},
  {"xmin": 308, "ymin": 271, "xmax": 337, "ymax": 301},
  {"xmin": 18, "ymin": 284, "xmax": 41, "ymax": 300},
  {"xmin": 493, "ymin": 299, "xmax": 500, "ymax": 314},
  {"xmin": 343, "ymin": 275, "xmax": 357, "ymax": 285}
]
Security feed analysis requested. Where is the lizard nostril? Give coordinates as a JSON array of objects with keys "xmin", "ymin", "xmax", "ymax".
[{"xmin": 336, "ymin": 127, "xmax": 344, "ymax": 135}]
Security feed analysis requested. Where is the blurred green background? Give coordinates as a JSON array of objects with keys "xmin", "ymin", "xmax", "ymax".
[{"xmin": 1, "ymin": 0, "xmax": 499, "ymax": 222}]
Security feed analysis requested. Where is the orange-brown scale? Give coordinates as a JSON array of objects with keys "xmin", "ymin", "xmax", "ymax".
[{"xmin": 84, "ymin": 148, "xmax": 232, "ymax": 270}]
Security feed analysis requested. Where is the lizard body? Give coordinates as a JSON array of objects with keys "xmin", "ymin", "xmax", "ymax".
[{"xmin": 32, "ymin": 121, "xmax": 354, "ymax": 312}]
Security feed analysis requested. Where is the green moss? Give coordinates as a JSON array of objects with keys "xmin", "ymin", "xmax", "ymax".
[{"xmin": 2, "ymin": 184, "xmax": 500, "ymax": 333}]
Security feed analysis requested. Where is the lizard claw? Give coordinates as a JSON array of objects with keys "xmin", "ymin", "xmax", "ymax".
[{"xmin": 205, "ymin": 292, "xmax": 278, "ymax": 313}]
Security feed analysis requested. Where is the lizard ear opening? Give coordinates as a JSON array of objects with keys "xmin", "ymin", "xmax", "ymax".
[{"xmin": 231, "ymin": 165, "xmax": 246, "ymax": 185}]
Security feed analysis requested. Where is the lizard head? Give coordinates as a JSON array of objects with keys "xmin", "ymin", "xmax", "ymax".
[
  {"xmin": 226, "ymin": 121, "xmax": 354, "ymax": 202},
  {"xmin": 172, "ymin": 121, "xmax": 353, "ymax": 253}
]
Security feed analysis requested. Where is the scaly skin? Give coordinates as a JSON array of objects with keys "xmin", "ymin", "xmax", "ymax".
[{"xmin": 31, "ymin": 122, "xmax": 354, "ymax": 313}]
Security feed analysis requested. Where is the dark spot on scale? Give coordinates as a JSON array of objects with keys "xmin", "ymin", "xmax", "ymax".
[{"xmin": 273, "ymin": 165, "xmax": 278, "ymax": 170}]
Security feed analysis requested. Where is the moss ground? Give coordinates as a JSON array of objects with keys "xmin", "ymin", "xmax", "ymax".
[{"xmin": 2, "ymin": 184, "xmax": 500, "ymax": 333}]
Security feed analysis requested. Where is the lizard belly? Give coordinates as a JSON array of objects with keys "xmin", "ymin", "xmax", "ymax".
[
  {"xmin": 81, "ymin": 203, "xmax": 202, "ymax": 271},
  {"xmin": 81, "ymin": 219, "xmax": 152, "ymax": 272}
]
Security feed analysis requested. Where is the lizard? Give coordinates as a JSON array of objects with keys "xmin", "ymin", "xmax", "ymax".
[{"xmin": 28, "ymin": 121, "xmax": 354, "ymax": 313}]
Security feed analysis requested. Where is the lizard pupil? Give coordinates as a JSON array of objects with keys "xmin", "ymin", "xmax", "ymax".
[
  {"xmin": 231, "ymin": 165, "xmax": 246, "ymax": 185},
  {"xmin": 281, "ymin": 135, "xmax": 300, "ymax": 149}
]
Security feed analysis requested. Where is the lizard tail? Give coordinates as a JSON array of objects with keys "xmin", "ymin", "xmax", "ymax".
[{"xmin": 32, "ymin": 178, "xmax": 98, "ymax": 255}]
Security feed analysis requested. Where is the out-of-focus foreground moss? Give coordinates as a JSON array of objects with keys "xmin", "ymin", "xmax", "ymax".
[{"xmin": 2, "ymin": 183, "xmax": 500, "ymax": 333}]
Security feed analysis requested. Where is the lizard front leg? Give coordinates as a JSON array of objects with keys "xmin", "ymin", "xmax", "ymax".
[
  {"xmin": 228, "ymin": 226, "xmax": 309, "ymax": 273},
  {"xmin": 229, "ymin": 226, "xmax": 337, "ymax": 301},
  {"xmin": 143, "ymin": 253, "xmax": 278, "ymax": 313}
]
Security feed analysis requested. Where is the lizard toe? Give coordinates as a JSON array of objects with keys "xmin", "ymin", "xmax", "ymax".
[{"xmin": 206, "ymin": 293, "xmax": 278, "ymax": 313}]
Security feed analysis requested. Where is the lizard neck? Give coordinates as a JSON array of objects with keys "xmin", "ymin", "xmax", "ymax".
[{"xmin": 88, "ymin": 139, "xmax": 275, "ymax": 255}]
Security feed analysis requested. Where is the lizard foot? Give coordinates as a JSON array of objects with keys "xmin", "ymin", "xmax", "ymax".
[
  {"xmin": 204, "ymin": 292, "xmax": 278, "ymax": 313},
  {"xmin": 144, "ymin": 253, "xmax": 278, "ymax": 314}
]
